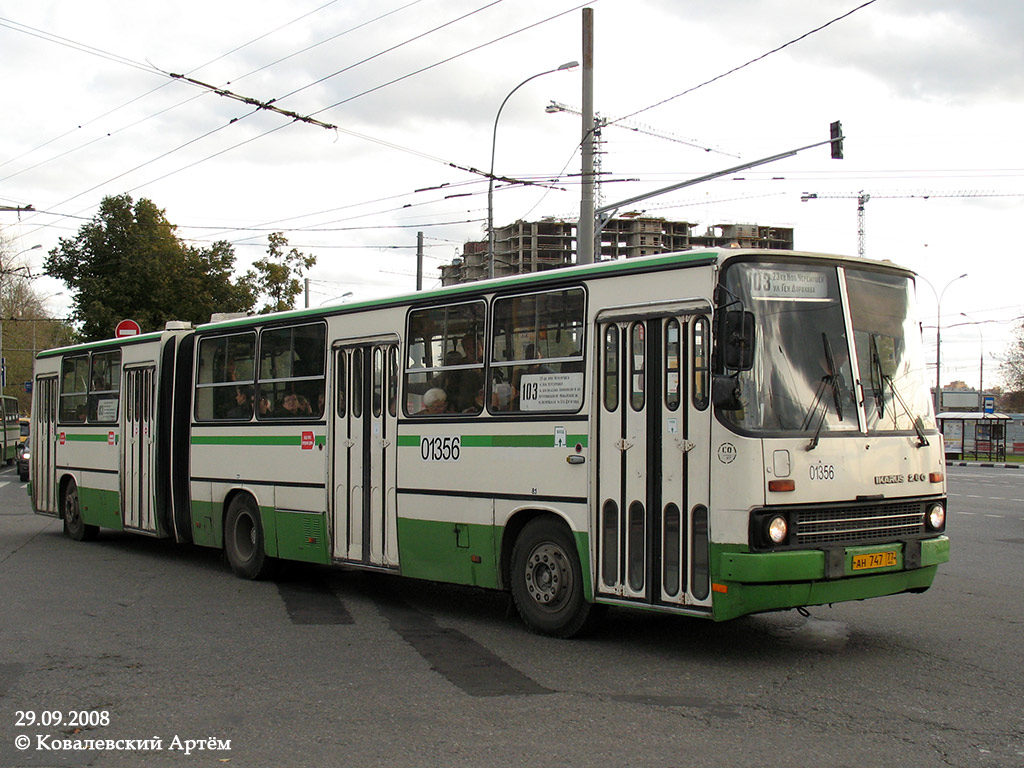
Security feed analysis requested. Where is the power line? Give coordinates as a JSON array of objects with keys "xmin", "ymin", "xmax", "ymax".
[
  {"xmin": 0, "ymin": 16, "xmax": 164, "ymax": 76},
  {"xmin": 272, "ymin": 0, "xmax": 504, "ymax": 109},
  {"xmin": 0, "ymin": 0, "xmax": 351, "ymax": 180},
  {"xmin": 311, "ymin": 2, "xmax": 589, "ymax": 117},
  {"xmin": 609, "ymin": 0, "xmax": 879, "ymax": 126},
  {"xmin": 14, "ymin": 1, "xmax": 522, "ymax": 236}
]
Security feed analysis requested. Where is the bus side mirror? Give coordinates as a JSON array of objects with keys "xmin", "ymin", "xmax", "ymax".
[
  {"xmin": 723, "ymin": 311, "xmax": 755, "ymax": 371},
  {"xmin": 712, "ymin": 375, "xmax": 743, "ymax": 410}
]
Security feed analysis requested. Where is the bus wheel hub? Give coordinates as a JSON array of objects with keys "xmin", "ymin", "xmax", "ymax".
[{"xmin": 526, "ymin": 544, "xmax": 569, "ymax": 606}]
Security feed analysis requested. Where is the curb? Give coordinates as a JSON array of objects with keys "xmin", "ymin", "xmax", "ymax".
[{"xmin": 945, "ymin": 461, "xmax": 1021, "ymax": 470}]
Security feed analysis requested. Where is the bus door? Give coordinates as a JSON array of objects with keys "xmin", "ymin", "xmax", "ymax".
[
  {"xmin": 122, "ymin": 366, "xmax": 157, "ymax": 533},
  {"xmin": 596, "ymin": 308, "xmax": 712, "ymax": 608},
  {"xmin": 330, "ymin": 339, "xmax": 399, "ymax": 569},
  {"xmin": 32, "ymin": 376, "xmax": 59, "ymax": 515}
]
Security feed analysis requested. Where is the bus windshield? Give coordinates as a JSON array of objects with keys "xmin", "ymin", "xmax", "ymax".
[{"xmin": 718, "ymin": 261, "xmax": 935, "ymax": 437}]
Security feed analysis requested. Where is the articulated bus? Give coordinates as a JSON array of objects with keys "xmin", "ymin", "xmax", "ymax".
[
  {"xmin": 30, "ymin": 248, "xmax": 950, "ymax": 637},
  {"xmin": 1, "ymin": 394, "xmax": 21, "ymax": 463}
]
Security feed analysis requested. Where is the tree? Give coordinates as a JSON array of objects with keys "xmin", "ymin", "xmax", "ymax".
[
  {"xmin": 0, "ymin": 233, "xmax": 75, "ymax": 413},
  {"xmin": 248, "ymin": 232, "xmax": 317, "ymax": 314},
  {"xmin": 45, "ymin": 194, "xmax": 256, "ymax": 341},
  {"xmin": 999, "ymin": 318, "xmax": 1024, "ymax": 405}
]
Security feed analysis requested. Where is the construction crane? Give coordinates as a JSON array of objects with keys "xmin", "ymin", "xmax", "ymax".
[
  {"xmin": 800, "ymin": 190, "xmax": 1024, "ymax": 258},
  {"xmin": 545, "ymin": 100, "xmax": 738, "ymax": 207}
]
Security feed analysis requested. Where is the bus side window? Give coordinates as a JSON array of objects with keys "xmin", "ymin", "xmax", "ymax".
[
  {"xmin": 490, "ymin": 287, "xmax": 585, "ymax": 414},
  {"xmin": 693, "ymin": 316, "xmax": 710, "ymax": 410},
  {"xmin": 194, "ymin": 332, "xmax": 256, "ymax": 422},
  {"xmin": 404, "ymin": 302, "xmax": 485, "ymax": 416},
  {"xmin": 387, "ymin": 346, "xmax": 398, "ymax": 418},
  {"xmin": 59, "ymin": 355, "xmax": 89, "ymax": 423},
  {"xmin": 257, "ymin": 323, "xmax": 326, "ymax": 420},
  {"xmin": 603, "ymin": 325, "xmax": 619, "ymax": 412},
  {"xmin": 336, "ymin": 350, "xmax": 347, "ymax": 418},
  {"xmin": 630, "ymin": 323, "xmax": 645, "ymax": 411},
  {"xmin": 89, "ymin": 350, "xmax": 121, "ymax": 423},
  {"xmin": 665, "ymin": 318, "xmax": 681, "ymax": 411}
]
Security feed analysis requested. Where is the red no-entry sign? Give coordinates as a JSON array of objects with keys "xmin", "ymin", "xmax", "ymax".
[{"xmin": 115, "ymin": 319, "xmax": 141, "ymax": 338}]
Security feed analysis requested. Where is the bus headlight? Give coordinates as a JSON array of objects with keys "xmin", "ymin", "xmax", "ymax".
[
  {"xmin": 926, "ymin": 504, "xmax": 945, "ymax": 531},
  {"xmin": 767, "ymin": 515, "xmax": 789, "ymax": 544}
]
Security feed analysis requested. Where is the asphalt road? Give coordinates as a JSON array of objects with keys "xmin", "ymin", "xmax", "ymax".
[{"xmin": 1, "ymin": 464, "xmax": 1021, "ymax": 768}]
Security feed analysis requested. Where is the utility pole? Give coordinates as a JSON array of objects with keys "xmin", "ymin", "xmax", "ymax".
[
  {"xmin": 416, "ymin": 231, "xmax": 424, "ymax": 291},
  {"xmin": 577, "ymin": 7, "xmax": 595, "ymax": 265}
]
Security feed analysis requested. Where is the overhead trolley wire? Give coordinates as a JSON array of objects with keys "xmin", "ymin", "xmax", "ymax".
[
  {"xmin": 608, "ymin": 0, "xmax": 879, "ymax": 127},
  {"xmin": 15, "ymin": 0, "xmax": 586, "ymax": 243},
  {"xmin": 0, "ymin": 1, "xmax": 345, "ymax": 173}
]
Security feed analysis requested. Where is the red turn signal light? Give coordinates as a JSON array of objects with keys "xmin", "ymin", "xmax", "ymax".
[
  {"xmin": 768, "ymin": 479, "xmax": 795, "ymax": 492},
  {"xmin": 929, "ymin": 472, "xmax": 944, "ymax": 483}
]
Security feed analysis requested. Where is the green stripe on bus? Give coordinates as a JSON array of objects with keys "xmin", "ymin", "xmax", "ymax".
[
  {"xmin": 398, "ymin": 434, "xmax": 587, "ymax": 448},
  {"xmin": 191, "ymin": 434, "xmax": 326, "ymax": 446},
  {"xmin": 62, "ymin": 433, "xmax": 116, "ymax": 442}
]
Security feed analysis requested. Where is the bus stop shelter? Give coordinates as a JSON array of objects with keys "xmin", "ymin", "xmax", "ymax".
[{"xmin": 937, "ymin": 411, "xmax": 1010, "ymax": 461}]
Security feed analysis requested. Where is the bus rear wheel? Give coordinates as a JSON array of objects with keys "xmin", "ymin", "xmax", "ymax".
[
  {"xmin": 63, "ymin": 481, "xmax": 98, "ymax": 542},
  {"xmin": 224, "ymin": 495, "xmax": 275, "ymax": 580},
  {"xmin": 510, "ymin": 517, "xmax": 601, "ymax": 638}
]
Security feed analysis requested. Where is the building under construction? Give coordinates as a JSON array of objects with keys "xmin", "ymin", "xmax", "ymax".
[{"xmin": 440, "ymin": 216, "xmax": 794, "ymax": 286}]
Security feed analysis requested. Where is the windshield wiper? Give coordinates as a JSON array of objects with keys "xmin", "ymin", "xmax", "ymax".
[
  {"xmin": 870, "ymin": 336, "xmax": 886, "ymax": 419},
  {"xmin": 803, "ymin": 333, "xmax": 844, "ymax": 451},
  {"xmin": 868, "ymin": 334, "xmax": 928, "ymax": 447},
  {"xmin": 881, "ymin": 370, "xmax": 930, "ymax": 448}
]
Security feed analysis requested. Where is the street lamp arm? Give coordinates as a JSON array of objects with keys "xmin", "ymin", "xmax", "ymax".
[
  {"xmin": 487, "ymin": 61, "xmax": 578, "ymax": 279},
  {"xmin": 931, "ymin": 272, "xmax": 968, "ymax": 413}
]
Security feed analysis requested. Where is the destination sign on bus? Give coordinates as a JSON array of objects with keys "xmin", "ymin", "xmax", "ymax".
[
  {"xmin": 519, "ymin": 372, "xmax": 584, "ymax": 411},
  {"xmin": 748, "ymin": 268, "xmax": 829, "ymax": 300}
]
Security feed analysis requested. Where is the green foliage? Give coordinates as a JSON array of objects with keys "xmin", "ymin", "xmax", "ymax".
[
  {"xmin": 45, "ymin": 194, "xmax": 256, "ymax": 341},
  {"xmin": 1000, "ymin": 319, "xmax": 1024, "ymax": 396},
  {"xmin": 0, "ymin": 233, "xmax": 75, "ymax": 413},
  {"xmin": 248, "ymin": 232, "xmax": 317, "ymax": 314}
]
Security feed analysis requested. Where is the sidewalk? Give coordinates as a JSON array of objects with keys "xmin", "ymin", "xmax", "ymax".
[{"xmin": 945, "ymin": 459, "xmax": 1021, "ymax": 469}]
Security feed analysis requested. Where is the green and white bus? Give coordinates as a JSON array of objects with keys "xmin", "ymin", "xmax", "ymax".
[
  {"xmin": 30, "ymin": 248, "xmax": 950, "ymax": 636},
  {"xmin": 1, "ymin": 394, "xmax": 21, "ymax": 463}
]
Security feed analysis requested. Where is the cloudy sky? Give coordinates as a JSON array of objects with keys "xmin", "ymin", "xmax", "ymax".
[{"xmin": 2, "ymin": 0, "xmax": 1022, "ymax": 390}]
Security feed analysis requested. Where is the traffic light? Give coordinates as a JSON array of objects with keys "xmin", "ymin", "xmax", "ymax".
[{"xmin": 830, "ymin": 121, "xmax": 844, "ymax": 160}]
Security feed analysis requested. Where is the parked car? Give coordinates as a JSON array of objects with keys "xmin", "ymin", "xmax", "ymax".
[{"xmin": 16, "ymin": 418, "xmax": 29, "ymax": 482}]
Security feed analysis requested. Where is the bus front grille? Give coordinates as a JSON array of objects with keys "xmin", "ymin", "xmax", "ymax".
[{"xmin": 793, "ymin": 502, "xmax": 926, "ymax": 545}]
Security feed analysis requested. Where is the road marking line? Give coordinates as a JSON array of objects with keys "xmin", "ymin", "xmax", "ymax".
[{"xmin": 984, "ymin": 514, "xmax": 1004, "ymax": 518}]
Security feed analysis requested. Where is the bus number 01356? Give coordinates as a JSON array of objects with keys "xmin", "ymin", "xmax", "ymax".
[{"xmin": 420, "ymin": 436, "xmax": 461, "ymax": 462}]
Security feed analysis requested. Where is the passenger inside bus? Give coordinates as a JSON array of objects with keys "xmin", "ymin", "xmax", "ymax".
[
  {"xmin": 224, "ymin": 387, "xmax": 253, "ymax": 420},
  {"xmin": 419, "ymin": 388, "xmax": 450, "ymax": 415},
  {"xmin": 278, "ymin": 391, "xmax": 313, "ymax": 418},
  {"xmin": 450, "ymin": 333, "xmax": 482, "ymax": 413}
]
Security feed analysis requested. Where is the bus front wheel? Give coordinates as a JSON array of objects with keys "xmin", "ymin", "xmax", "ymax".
[
  {"xmin": 510, "ymin": 517, "xmax": 601, "ymax": 638},
  {"xmin": 63, "ymin": 481, "xmax": 98, "ymax": 542},
  {"xmin": 224, "ymin": 495, "xmax": 275, "ymax": 580}
]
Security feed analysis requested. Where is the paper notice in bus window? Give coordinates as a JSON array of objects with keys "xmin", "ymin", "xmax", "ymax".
[
  {"xmin": 749, "ymin": 269, "xmax": 830, "ymax": 300},
  {"xmin": 519, "ymin": 373, "xmax": 584, "ymax": 411},
  {"xmin": 96, "ymin": 398, "xmax": 118, "ymax": 422}
]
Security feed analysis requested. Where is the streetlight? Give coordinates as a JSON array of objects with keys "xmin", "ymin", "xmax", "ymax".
[
  {"xmin": 917, "ymin": 272, "xmax": 968, "ymax": 413},
  {"xmin": 318, "ymin": 292, "xmax": 353, "ymax": 307},
  {"xmin": 14, "ymin": 244, "xmax": 41, "ymax": 259},
  {"xmin": 487, "ymin": 61, "xmax": 578, "ymax": 280},
  {"xmin": 1, "ymin": 245, "xmax": 41, "ymax": 396}
]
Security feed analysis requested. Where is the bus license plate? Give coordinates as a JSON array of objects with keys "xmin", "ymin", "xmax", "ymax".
[{"xmin": 851, "ymin": 551, "xmax": 898, "ymax": 571}]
